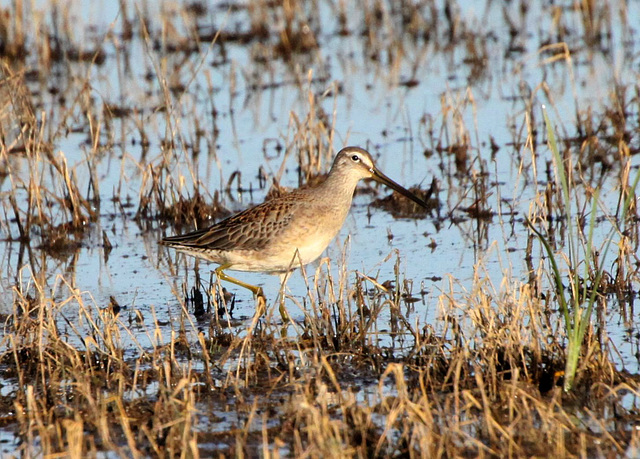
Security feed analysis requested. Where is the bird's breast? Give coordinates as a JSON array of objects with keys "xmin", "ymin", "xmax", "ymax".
[{"xmin": 278, "ymin": 199, "xmax": 352, "ymax": 266}]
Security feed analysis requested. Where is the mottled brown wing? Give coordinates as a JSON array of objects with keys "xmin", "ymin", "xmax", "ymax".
[{"xmin": 161, "ymin": 196, "xmax": 298, "ymax": 252}]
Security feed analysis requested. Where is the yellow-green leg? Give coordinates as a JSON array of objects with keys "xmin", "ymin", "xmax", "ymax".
[
  {"xmin": 214, "ymin": 265, "xmax": 269, "ymax": 317},
  {"xmin": 277, "ymin": 272, "xmax": 291, "ymax": 322},
  {"xmin": 215, "ymin": 265, "xmax": 263, "ymax": 296}
]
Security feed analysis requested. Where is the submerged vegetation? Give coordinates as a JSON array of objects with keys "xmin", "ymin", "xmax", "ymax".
[{"xmin": 0, "ymin": 0, "xmax": 639, "ymax": 456}]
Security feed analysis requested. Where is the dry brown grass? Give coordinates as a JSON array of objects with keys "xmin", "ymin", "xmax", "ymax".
[{"xmin": 2, "ymin": 254, "xmax": 638, "ymax": 456}]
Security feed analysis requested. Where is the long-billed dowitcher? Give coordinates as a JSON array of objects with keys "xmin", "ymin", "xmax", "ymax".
[{"xmin": 161, "ymin": 146, "xmax": 429, "ymax": 319}]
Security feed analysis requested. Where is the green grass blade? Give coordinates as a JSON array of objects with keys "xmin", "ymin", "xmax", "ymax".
[{"xmin": 525, "ymin": 218, "xmax": 570, "ymax": 326}]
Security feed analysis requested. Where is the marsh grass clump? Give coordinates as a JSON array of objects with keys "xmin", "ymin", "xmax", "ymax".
[
  {"xmin": 526, "ymin": 109, "xmax": 640, "ymax": 392},
  {"xmin": 153, "ymin": 187, "xmax": 229, "ymax": 228},
  {"xmin": 0, "ymin": 74, "xmax": 99, "ymax": 251},
  {"xmin": 136, "ymin": 157, "xmax": 230, "ymax": 228},
  {"xmin": 198, "ymin": 266, "xmax": 635, "ymax": 457},
  {"xmin": 2, "ymin": 275, "xmax": 205, "ymax": 457},
  {"xmin": 0, "ymin": 67, "xmax": 40, "ymax": 154},
  {"xmin": 3, "ymin": 143, "xmax": 98, "ymax": 243}
]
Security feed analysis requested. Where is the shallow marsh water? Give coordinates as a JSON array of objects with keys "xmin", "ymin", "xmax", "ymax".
[{"xmin": 1, "ymin": 0, "xmax": 640, "ymax": 455}]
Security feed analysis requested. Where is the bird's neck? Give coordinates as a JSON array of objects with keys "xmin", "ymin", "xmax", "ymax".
[{"xmin": 319, "ymin": 168, "xmax": 361, "ymax": 204}]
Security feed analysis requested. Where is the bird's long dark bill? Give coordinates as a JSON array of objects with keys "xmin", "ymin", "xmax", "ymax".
[{"xmin": 372, "ymin": 168, "xmax": 429, "ymax": 208}]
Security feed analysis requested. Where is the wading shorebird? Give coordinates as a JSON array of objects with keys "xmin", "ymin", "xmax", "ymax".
[{"xmin": 161, "ymin": 146, "xmax": 430, "ymax": 320}]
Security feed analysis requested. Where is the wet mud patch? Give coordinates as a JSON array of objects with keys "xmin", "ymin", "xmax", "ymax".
[{"xmin": 371, "ymin": 179, "xmax": 439, "ymax": 219}]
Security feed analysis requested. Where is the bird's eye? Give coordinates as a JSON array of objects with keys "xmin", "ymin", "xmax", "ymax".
[{"xmin": 351, "ymin": 154, "xmax": 360, "ymax": 162}]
